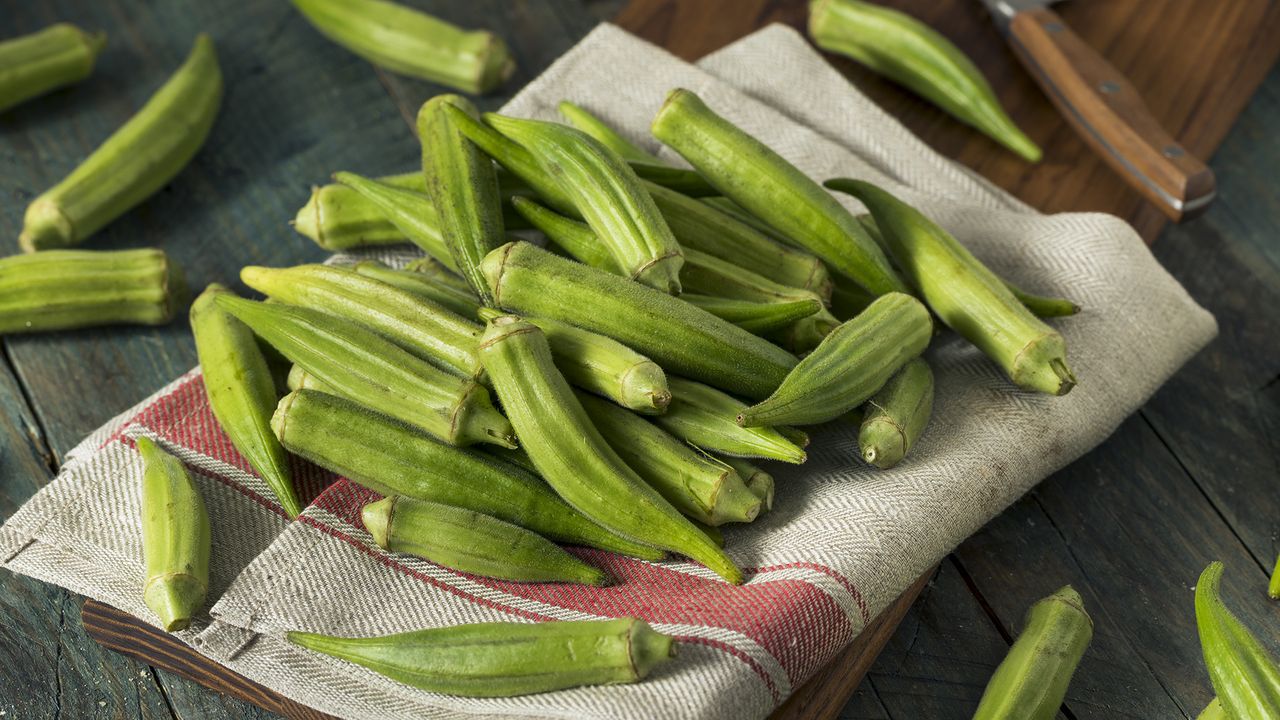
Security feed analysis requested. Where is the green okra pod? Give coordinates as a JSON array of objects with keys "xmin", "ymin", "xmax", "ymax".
[
  {"xmin": 285, "ymin": 364, "xmax": 332, "ymax": 393},
  {"xmin": 809, "ymin": 0, "xmax": 1041, "ymax": 162},
  {"xmin": 191, "ymin": 285, "xmax": 301, "ymax": 517},
  {"xmin": 657, "ymin": 377, "xmax": 806, "ymax": 464},
  {"xmin": 332, "ymin": 172, "xmax": 455, "ymax": 269},
  {"xmin": 858, "ymin": 357, "xmax": 933, "ymax": 470},
  {"xmin": 215, "ymin": 295, "xmax": 514, "ymax": 448},
  {"xmin": 351, "ymin": 260, "xmax": 479, "ymax": 318},
  {"xmin": 478, "ymin": 307, "xmax": 669, "ymax": 414},
  {"xmin": 293, "ymin": 172, "xmax": 423, "ymax": 251},
  {"xmin": 683, "ymin": 294, "xmax": 822, "ymax": 335},
  {"xmin": 288, "ymin": 617, "xmax": 675, "ymax": 697},
  {"xmin": 650, "ymin": 88, "xmax": 908, "ymax": 296},
  {"xmin": 21, "ymin": 35, "xmax": 221, "ymax": 252},
  {"xmin": 1270, "ymin": 554, "xmax": 1280, "ymax": 601},
  {"xmin": 577, "ymin": 391, "xmax": 760, "ymax": 526},
  {"xmin": 477, "ymin": 316, "xmax": 741, "ymax": 583},
  {"xmin": 242, "ymin": 264, "xmax": 483, "ymax": 380},
  {"xmin": 972, "ymin": 585, "xmax": 1092, "ymax": 720},
  {"xmin": 486, "ymin": 114, "xmax": 685, "ymax": 294},
  {"xmin": 273, "ymin": 389, "xmax": 661, "ymax": 559},
  {"xmin": 362, "ymin": 496, "xmax": 606, "ymax": 585},
  {"xmin": 741, "ymin": 292, "xmax": 932, "ymax": 427},
  {"xmin": 829, "ymin": 179, "xmax": 1076, "ymax": 395},
  {"xmin": 1197, "ymin": 699, "xmax": 1226, "ymax": 720},
  {"xmin": 291, "ymin": 0, "xmax": 514, "ymax": 94},
  {"xmin": 0, "ymin": 248, "xmax": 185, "ymax": 333},
  {"xmin": 722, "ymin": 457, "xmax": 774, "ymax": 513},
  {"xmin": 419, "ymin": 96, "xmax": 505, "ymax": 303},
  {"xmin": 1195, "ymin": 562, "xmax": 1280, "ymax": 719},
  {"xmin": 0, "ymin": 23, "xmax": 105, "ymax": 113},
  {"xmin": 483, "ymin": 241, "xmax": 796, "ymax": 400},
  {"xmin": 137, "ymin": 436, "xmax": 210, "ymax": 632},
  {"xmin": 510, "ymin": 195, "xmax": 617, "ymax": 272}
]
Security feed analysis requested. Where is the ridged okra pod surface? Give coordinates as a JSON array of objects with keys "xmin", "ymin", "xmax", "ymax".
[
  {"xmin": 293, "ymin": 171, "xmax": 424, "ymax": 250},
  {"xmin": 483, "ymin": 241, "xmax": 796, "ymax": 400},
  {"xmin": 1194, "ymin": 562, "xmax": 1280, "ymax": 719},
  {"xmin": 682, "ymin": 294, "xmax": 821, "ymax": 335},
  {"xmin": 741, "ymin": 292, "xmax": 932, "ymax": 427},
  {"xmin": 352, "ymin": 260, "xmax": 481, "ymax": 319},
  {"xmin": 290, "ymin": 0, "xmax": 514, "ymax": 94},
  {"xmin": 137, "ymin": 436, "xmax": 210, "ymax": 632},
  {"xmin": 657, "ymin": 377, "xmax": 807, "ymax": 464},
  {"xmin": 477, "ymin": 316, "xmax": 741, "ymax": 583},
  {"xmin": 214, "ymin": 295, "xmax": 514, "ymax": 448},
  {"xmin": 650, "ymin": 88, "xmax": 908, "ymax": 297},
  {"xmin": 828, "ymin": 179, "xmax": 1076, "ymax": 395},
  {"xmin": 332, "ymin": 172, "xmax": 455, "ymax": 269},
  {"xmin": 21, "ymin": 35, "xmax": 222, "ymax": 252},
  {"xmin": 0, "ymin": 23, "xmax": 105, "ymax": 113},
  {"xmin": 858, "ymin": 357, "xmax": 934, "ymax": 470},
  {"xmin": 287, "ymin": 618, "xmax": 676, "ymax": 697},
  {"xmin": 191, "ymin": 284, "xmax": 300, "ymax": 517},
  {"xmin": 721, "ymin": 457, "xmax": 775, "ymax": 513}
]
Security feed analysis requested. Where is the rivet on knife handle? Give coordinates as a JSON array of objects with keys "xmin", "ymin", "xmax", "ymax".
[{"xmin": 1007, "ymin": 7, "xmax": 1215, "ymax": 221}]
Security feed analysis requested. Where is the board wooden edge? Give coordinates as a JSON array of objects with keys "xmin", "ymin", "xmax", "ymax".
[{"xmin": 80, "ymin": 566, "xmax": 935, "ymax": 720}]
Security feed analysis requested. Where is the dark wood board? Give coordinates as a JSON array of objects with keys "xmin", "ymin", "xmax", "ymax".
[{"xmin": 613, "ymin": 0, "xmax": 1280, "ymax": 242}]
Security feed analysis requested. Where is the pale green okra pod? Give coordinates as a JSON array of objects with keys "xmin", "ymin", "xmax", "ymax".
[
  {"xmin": 0, "ymin": 24, "xmax": 105, "ymax": 113},
  {"xmin": 191, "ymin": 284, "xmax": 301, "ymax": 517},
  {"xmin": 352, "ymin": 260, "xmax": 481, "ymax": 318},
  {"xmin": 332, "ymin": 172, "xmax": 456, "ymax": 269},
  {"xmin": 137, "ymin": 436, "xmax": 210, "ymax": 633},
  {"xmin": 858, "ymin": 357, "xmax": 933, "ymax": 470},
  {"xmin": 1195, "ymin": 562, "xmax": 1280, "ymax": 719},
  {"xmin": 657, "ymin": 377, "xmax": 806, "ymax": 464},
  {"xmin": 293, "ymin": 172, "xmax": 424, "ymax": 251},
  {"xmin": 285, "ymin": 364, "xmax": 332, "ymax": 393},
  {"xmin": 287, "ymin": 618, "xmax": 675, "ymax": 697},
  {"xmin": 721, "ymin": 457, "xmax": 775, "ymax": 513},
  {"xmin": 21, "ymin": 34, "xmax": 222, "ymax": 252}
]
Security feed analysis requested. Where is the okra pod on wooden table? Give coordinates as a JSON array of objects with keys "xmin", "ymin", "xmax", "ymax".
[
  {"xmin": 858, "ymin": 357, "xmax": 934, "ymax": 470},
  {"xmin": 137, "ymin": 436, "xmax": 209, "ymax": 633},
  {"xmin": 0, "ymin": 249, "xmax": 185, "ymax": 333},
  {"xmin": 483, "ymin": 241, "xmax": 797, "ymax": 400},
  {"xmin": 477, "ymin": 316, "xmax": 741, "ymax": 583},
  {"xmin": 287, "ymin": 618, "xmax": 675, "ymax": 697},
  {"xmin": 293, "ymin": 171, "xmax": 424, "ymax": 251},
  {"xmin": 1195, "ymin": 562, "xmax": 1280, "ymax": 719},
  {"xmin": 352, "ymin": 260, "xmax": 481, "ymax": 318},
  {"xmin": 191, "ymin": 284, "xmax": 301, "ymax": 517},
  {"xmin": 21, "ymin": 34, "xmax": 221, "ymax": 252},
  {"xmin": 0, "ymin": 23, "xmax": 105, "ymax": 113},
  {"xmin": 658, "ymin": 377, "xmax": 807, "ymax": 465}
]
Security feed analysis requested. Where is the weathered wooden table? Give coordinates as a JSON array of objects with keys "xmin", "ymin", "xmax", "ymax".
[{"xmin": 2, "ymin": 1, "xmax": 1277, "ymax": 718}]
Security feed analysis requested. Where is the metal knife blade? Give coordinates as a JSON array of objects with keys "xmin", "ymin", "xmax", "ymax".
[{"xmin": 977, "ymin": 0, "xmax": 1058, "ymax": 33}]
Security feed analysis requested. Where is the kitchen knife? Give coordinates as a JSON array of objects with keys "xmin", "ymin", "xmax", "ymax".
[{"xmin": 980, "ymin": 0, "xmax": 1215, "ymax": 221}]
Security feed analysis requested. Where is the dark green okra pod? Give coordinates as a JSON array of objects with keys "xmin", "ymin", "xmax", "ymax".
[
  {"xmin": 362, "ymin": 496, "xmax": 606, "ymax": 585},
  {"xmin": 1195, "ymin": 562, "xmax": 1280, "ymax": 719},
  {"xmin": 683, "ymin": 294, "xmax": 822, "ymax": 335},
  {"xmin": 290, "ymin": 0, "xmax": 514, "ymax": 94},
  {"xmin": 0, "ymin": 24, "xmax": 105, "ymax": 113},
  {"xmin": 858, "ymin": 357, "xmax": 933, "ymax": 470},
  {"xmin": 650, "ymin": 88, "xmax": 908, "ymax": 296},
  {"xmin": 722, "ymin": 457, "xmax": 774, "ymax": 513},
  {"xmin": 828, "ymin": 179, "xmax": 1076, "ymax": 395},
  {"xmin": 809, "ymin": 0, "xmax": 1041, "ymax": 162},
  {"xmin": 483, "ymin": 241, "xmax": 797, "ymax": 400},
  {"xmin": 477, "ymin": 316, "xmax": 741, "ymax": 583},
  {"xmin": 215, "ymin": 295, "xmax": 515, "ymax": 448},
  {"xmin": 21, "ymin": 35, "xmax": 221, "ymax": 252},
  {"xmin": 273, "ymin": 389, "xmax": 662, "ymax": 559},
  {"xmin": 352, "ymin": 260, "xmax": 481, "ymax": 318},
  {"xmin": 577, "ymin": 391, "xmax": 760, "ymax": 526},
  {"xmin": 658, "ymin": 377, "xmax": 806, "ymax": 464},
  {"xmin": 741, "ymin": 292, "xmax": 932, "ymax": 427},
  {"xmin": 972, "ymin": 586, "xmax": 1092, "ymax": 720},
  {"xmin": 0, "ymin": 248, "xmax": 185, "ymax": 333},
  {"xmin": 287, "ymin": 618, "xmax": 676, "ymax": 697},
  {"xmin": 191, "ymin": 284, "xmax": 300, "ymax": 517},
  {"xmin": 137, "ymin": 436, "xmax": 210, "ymax": 632}
]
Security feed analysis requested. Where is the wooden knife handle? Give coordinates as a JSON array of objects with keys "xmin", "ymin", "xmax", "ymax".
[{"xmin": 1008, "ymin": 8, "xmax": 1215, "ymax": 221}]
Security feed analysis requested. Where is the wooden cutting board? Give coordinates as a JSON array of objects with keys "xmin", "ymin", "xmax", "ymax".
[{"xmin": 613, "ymin": 0, "xmax": 1280, "ymax": 242}]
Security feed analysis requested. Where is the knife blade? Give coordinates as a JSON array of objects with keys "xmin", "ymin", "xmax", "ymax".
[{"xmin": 978, "ymin": 0, "xmax": 1215, "ymax": 221}]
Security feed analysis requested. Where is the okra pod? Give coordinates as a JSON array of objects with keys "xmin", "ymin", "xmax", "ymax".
[
  {"xmin": 362, "ymin": 497, "xmax": 606, "ymax": 585},
  {"xmin": 858, "ymin": 357, "xmax": 933, "ymax": 469},
  {"xmin": 972, "ymin": 586, "xmax": 1092, "ymax": 720},
  {"xmin": 1195, "ymin": 562, "xmax": 1280, "ymax": 719},
  {"xmin": 287, "ymin": 618, "xmax": 675, "ymax": 697},
  {"xmin": 1197, "ymin": 699, "xmax": 1226, "ymax": 720},
  {"xmin": 285, "ymin": 364, "xmax": 333, "ymax": 393},
  {"xmin": 510, "ymin": 196, "xmax": 617, "ymax": 272},
  {"xmin": 215, "ymin": 296, "xmax": 514, "ymax": 448},
  {"xmin": 722, "ymin": 457, "xmax": 774, "ymax": 513},
  {"xmin": 351, "ymin": 260, "xmax": 479, "ymax": 318},
  {"xmin": 650, "ymin": 88, "xmax": 908, "ymax": 296},
  {"xmin": 274, "ymin": 390, "xmax": 661, "ymax": 559},
  {"xmin": 477, "ymin": 316, "xmax": 741, "ymax": 583},
  {"xmin": 0, "ymin": 24, "xmax": 105, "ymax": 113},
  {"xmin": 241, "ymin": 264, "xmax": 483, "ymax": 380},
  {"xmin": 740, "ymin": 292, "xmax": 932, "ymax": 427},
  {"xmin": 191, "ymin": 284, "xmax": 301, "ymax": 517},
  {"xmin": 332, "ymin": 172, "xmax": 454, "ymax": 269},
  {"xmin": 808, "ymin": 0, "xmax": 1041, "ymax": 162},
  {"xmin": 0, "ymin": 249, "xmax": 185, "ymax": 333},
  {"xmin": 137, "ymin": 436, "xmax": 210, "ymax": 632},
  {"xmin": 683, "ymin": 294, "xmax": 822, "ymax": 335},
  {"xmin": 657, "ymin": 377, "xmax": 806, "ymax": 464},
  {"xmin": 293, "ymin": 172, "xmax": 424, "ymax": 251},
  {"xmin": 478, "ymin": 308, "xmax": 669, "ymax": 414},
  {"xmin": 829, "ymin": 179, "xmax": 1076, "ymax": 395},
  {"xmin": 291, "ymin": 0, "xmax": 514, "ymax": 94},
  {"xmin": 577, "ymin": 391, "xmax": 760, "ymax": 526},
  {"xmin": 20, "ymin": 35, "xmax": 221, "ymax": 252},
  {"xmin": 1270, "ymin": 554, "xmax": 1280, "ymax": 600},
  {"xmin": 483, "ymin": 241, "xmax": 797, "ymax": 399},
  {"xmin": 486, "ymin": 114, "xmax": 685, "ymax": 294}
]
